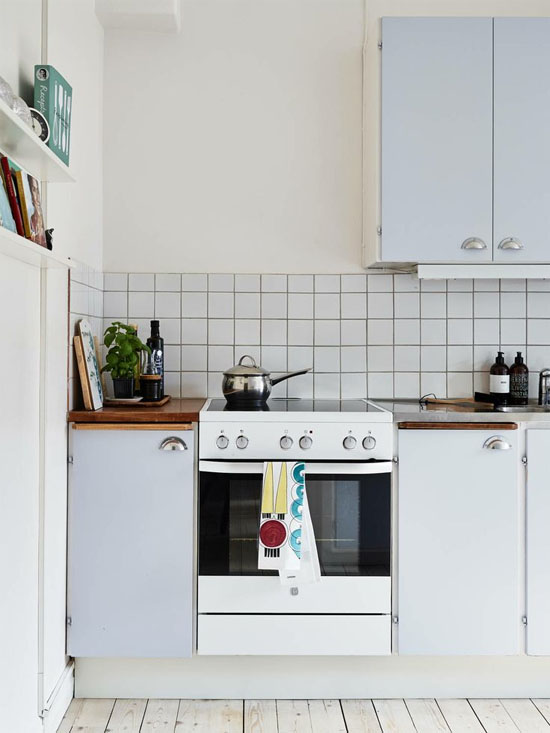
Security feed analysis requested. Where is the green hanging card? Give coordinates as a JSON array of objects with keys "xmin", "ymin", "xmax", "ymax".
[{"xmin": 34, "ymin": 65, "xmax": 72, "ymax": 166}]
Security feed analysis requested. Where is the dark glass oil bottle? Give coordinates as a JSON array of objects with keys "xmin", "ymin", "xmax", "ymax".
[{"xmin": 146, "ymin": 320, "xmax": 164, "ymax": 397}]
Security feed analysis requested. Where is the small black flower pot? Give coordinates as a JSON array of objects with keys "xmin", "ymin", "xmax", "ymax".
[{"xmin": 112, "ymin": 377, "xmax": 135, "ymax": 399}]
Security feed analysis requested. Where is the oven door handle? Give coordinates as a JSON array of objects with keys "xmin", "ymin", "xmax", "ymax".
[{"xmin": 199, "ymin": 461, "xmax": 392, "ymax": 475}]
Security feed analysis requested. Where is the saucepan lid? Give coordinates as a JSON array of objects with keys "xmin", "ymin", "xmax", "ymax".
[{"xmin": 223, "ymin": 354, "xmax": 270, "ymax": 377}]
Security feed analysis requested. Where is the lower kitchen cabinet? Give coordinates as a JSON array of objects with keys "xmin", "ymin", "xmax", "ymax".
[
  {"xmin": 398, "ymin": 426, "xmax": 521, "ymax": 655},
  {"xmin": 526, "ymin": 430, "xmax": 550, "ymax": 655},
  {"xmin": 67, "ymin": 425, "xmax": 195, "ymax": 657}
]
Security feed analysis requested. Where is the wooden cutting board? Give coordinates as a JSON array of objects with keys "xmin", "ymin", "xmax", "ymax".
[
  {"xmin": 103, "ymin": 395, "xmax": 171, "ymax": 408},
  {"xmin": 423, "ymin": 397, "xmax": 494, "ymax": 411}
]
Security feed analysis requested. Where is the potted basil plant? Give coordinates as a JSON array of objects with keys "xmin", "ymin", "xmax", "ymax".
[{"xmin": 102, "ymin": 322, "xmax": 150, "ymax": 399}]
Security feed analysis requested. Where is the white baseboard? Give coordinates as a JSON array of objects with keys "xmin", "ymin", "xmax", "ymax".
[
  {"xmin": 76, "ymin": 656, "xmax": 550, "ymax": 699},
  {"xmin": 43, "ymin": 662, "xmax": 74, "ymax": 733}
]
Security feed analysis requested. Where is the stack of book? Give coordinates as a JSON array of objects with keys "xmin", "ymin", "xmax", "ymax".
[{"xmin": 0, "ymin": 154, "xmax": 47, "ymax": 247}]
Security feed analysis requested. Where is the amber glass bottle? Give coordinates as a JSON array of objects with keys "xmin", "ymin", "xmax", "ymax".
[{"xmin": 489, "ymin": 351, "xmax": 510, "ymax": 404}]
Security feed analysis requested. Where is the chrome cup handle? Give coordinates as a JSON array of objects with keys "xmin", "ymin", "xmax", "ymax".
[
  {"xmin": 498, "ymin": 237, "xmax": 523, "ymax": 250},
  {"xmin": 483, "ymin": 436, "xmax": 512, "ymax": 451},
  {"xmin": 461, "ymin": 237, "xmax": 487, "ymax": 250},
  {"xmin": 160, "ymin": 437, "xmax": 188, "ymax": 451}
]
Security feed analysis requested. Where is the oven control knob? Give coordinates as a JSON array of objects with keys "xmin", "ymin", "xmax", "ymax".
[
  {"xmin": 299, "ymin": 435, "xmax": 313, "ymax": 450},
  {"xmin": 280, "ymin": 435, "xmax": 293, "ymax": 450},
  {"xmin": 363, "ymin": 435, "xmax": 376, "ymax": 450},
  {"xmin": 216, "ymin": 434, "xmax": 229, "ymax": 449},
  {"xmin": 236, "ymin": 435, "xmax": 249, "ymax": 449},
  {"xmin": 343, "ymin": 435, "xmax": 357, "ymax": 450}
]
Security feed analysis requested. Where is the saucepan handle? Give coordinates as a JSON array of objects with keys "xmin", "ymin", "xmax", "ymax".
[{"xmin": 270, "ymin": 368, "xmax": 312, "ymax": 386}]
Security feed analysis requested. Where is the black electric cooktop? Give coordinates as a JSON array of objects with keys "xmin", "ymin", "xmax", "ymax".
[{"xmin": 207, "ymin": 398, "xmax": 388, "ymax": 413}]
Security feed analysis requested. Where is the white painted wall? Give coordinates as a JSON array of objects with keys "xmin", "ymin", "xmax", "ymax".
[
  {"xmin": 0, "ymin": 0, "xmax": 42, "ymax": 99},
  {"xmin": 103, "ymin": 0, "xmax": 364, "ymax": 274},
  {"xmin": 46, "ymin": 0, "xmax": 104, "ymax": 271}
]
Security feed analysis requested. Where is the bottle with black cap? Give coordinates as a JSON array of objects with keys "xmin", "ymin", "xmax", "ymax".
[
  {"xmin": 146, "ymin": 320, "xmax": 164, "ymax": 396},
  {"xmin": 510, "ymin": 351, "xmax": 529, "ymax": 405},
  {"xmin": 490, "ymin": 351, "xmax": 510, "ymax": 405}
]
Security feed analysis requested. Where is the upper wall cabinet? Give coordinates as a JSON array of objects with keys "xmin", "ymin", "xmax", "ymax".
[
  {"xmin": 381, "ymin": 18, "xmax": 493, "ymax": 264},
  {"xmin": 493, "ymin": 19, "xmax": 550, "ymax": 263},
  {"xmin": 367, "ymin": 17, "xmax": 550, "ymax": 274}
]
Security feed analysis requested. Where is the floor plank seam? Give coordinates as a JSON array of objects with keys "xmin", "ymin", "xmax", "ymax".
[{"xmin": 467, "ymin": 698, "xmax": 489, "ymax": 733}]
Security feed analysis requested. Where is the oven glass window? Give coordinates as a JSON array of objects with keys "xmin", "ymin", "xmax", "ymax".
[{"xmin": 199, "ymin": 469, "xmax": 390, "ymax": 576}]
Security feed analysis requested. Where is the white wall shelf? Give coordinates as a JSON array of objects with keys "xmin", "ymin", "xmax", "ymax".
[
  {"xmin": 0, "ymin": 227, "xmax": 72, "ymax": 269},
  {"xmin": 0, "ymin": 98, "xmax": 74, "ymax": 183}
]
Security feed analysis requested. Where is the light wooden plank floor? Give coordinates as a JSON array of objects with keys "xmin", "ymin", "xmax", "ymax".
[{"xmin": 57, "ymin": 698, "xmax": 550, "ymax": 732}]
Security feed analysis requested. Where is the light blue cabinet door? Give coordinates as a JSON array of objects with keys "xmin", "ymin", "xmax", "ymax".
[
  {"xmin": 381, "ymin": 18, "xmax": 493, "ymax": 263},
  {"xmin": 67, "ymin": 428, "xmax": 194, "ymax": 657},
  {"xmin": 526, "ymin": 430, "xmax": 550, "ymax": 654},
  {"xmin": 494, "ymin": 19, "xmax": 550, "ymax": 263},
  {"xmin": 398, "ymin": 429, "xmax": 521, "ymax": 655}
]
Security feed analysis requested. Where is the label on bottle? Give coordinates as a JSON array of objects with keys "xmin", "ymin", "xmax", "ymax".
[
  {"xmin": 153, "ymin": 349, "xmax": 164, "ymax": 394},
  {"xmin": 510, "ymin": 373, "xmax": 529, "ymax": 402},
  {"xmin": 490, "ymin": 374, "xmax": 510, "ymax": 393},
  {"xmin": 153, "ymin": 349, "xmax": 163, "ymax": 374}
]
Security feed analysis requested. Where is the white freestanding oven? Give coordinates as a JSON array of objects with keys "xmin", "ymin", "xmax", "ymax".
[{"xmin": 198, "ymin": 399, "xmax": 393, "ymax": 655}]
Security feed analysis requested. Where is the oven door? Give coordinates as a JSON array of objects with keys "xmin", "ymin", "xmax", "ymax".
[{"xmin": 198, "ymin": 460, "xmax": 391, "ymax": 616}]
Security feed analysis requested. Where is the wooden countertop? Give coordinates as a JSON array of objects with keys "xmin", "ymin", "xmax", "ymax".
[{"xmin": 68, "ymin": 398, "xmax": 205, "ymax": 424}]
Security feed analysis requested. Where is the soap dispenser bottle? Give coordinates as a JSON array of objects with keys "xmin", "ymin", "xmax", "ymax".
[
  {"xmin": 510, "ymin": 351, "xmax": 529, "ymax": 405},
  {"xmin": 490, "ymin": 351, "xmax": 510, "ymax": 404}
]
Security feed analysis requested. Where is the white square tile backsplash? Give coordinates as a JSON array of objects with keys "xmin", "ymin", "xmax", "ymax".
[
  {"xmin": 288, "ymin": 274, "xmax": 314, "ymax": 292},
  {"xmin": 315, "ymin": 293, "xmax": 340, "ymax": 319},
  {"xmin": 288, "ymin": 293, "xmax": 314, "ymax": 319},
  {"xmin": 155, "ymin": 291, "xmax": 181, "ymax": 318},
  {"xmin": 155, "ymin": 273, "xmax": 181, "ymax": 292},
  {"xmin": 128, "ymin": 291, "xmax": 155, "ymax": 319},
  {"xmin": 98, "ymin": 272, "xmax": 550, "ymax": 400},
  {"xmin": 341, "ymin": 293, "xmax": 367, "ymax": 319},
  {"xmin": 235, "ymin": 274, "xmax": 261, "ymax": 292},
  {"xmin": 182, "ymin": 273, "xmax": 207, "ymax": 291},
  {"xmin": 235, "ymin": 292, "xmax": 260, "ymax": 319},
  {"xmin": 209, "ymin": 292, "xmax": 234, "ymax": 318},
  {"xmin": 342, "ymin": 320, "xmax": 367, "ymax": 346},
  {"xmin": 315, "ymin": 274, "xmax": 340, "ymax": 293},
  {"xmin": 262, "ymin": 292, "xmax": 287, "ymax": 318},
  {"xmin": 129, "ymin": 273, "xmax": 154, "ymax": 291},
  {"xmin": 394, "ymin": 292, "xmax": 419, "ymax": 319}
]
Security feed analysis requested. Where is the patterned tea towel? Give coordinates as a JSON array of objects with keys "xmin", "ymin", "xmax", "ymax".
[{"xmin": 258, "ymin": 461, "xmax": 320, "ymax": 585}]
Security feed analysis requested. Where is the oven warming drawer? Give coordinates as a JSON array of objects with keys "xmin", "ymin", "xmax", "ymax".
[
  {"xmin": 197, "ymin": 614, "xmax": 391, "ymax": 655},
  {"xmin": 198, "ymin": 576, "xmax": 391, "ymax": 614}
]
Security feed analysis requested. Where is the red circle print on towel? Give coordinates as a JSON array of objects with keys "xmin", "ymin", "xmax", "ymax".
[{"xmin": 260, "ymin": 520, "xmax": 287, "ymax": 549}]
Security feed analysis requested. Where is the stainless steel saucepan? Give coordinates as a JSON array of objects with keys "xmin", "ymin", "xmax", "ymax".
[{"xmin": 222, "ymin": 355, "xmax": 311, "ymax": 405}]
